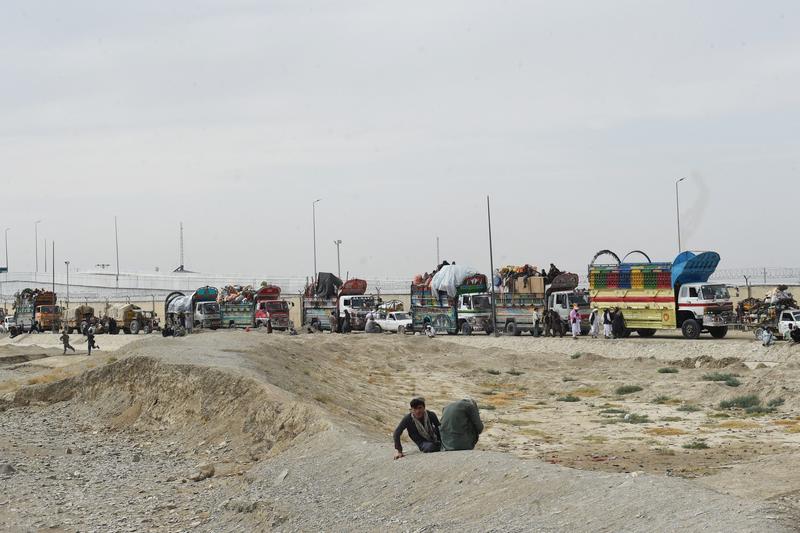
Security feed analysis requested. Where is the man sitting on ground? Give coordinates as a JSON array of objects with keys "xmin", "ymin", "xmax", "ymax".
[
  {"xmin": 440, "ymin": 398, "xmax": 484, "ymax": 451},
  {"xmin": 393, "ymin": 397, "xmax": 441, "ymax": 459}
]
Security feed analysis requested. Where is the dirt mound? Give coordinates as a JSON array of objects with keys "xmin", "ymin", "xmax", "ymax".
[
  {"xmin": 6, "ymin": 356, "xmax": 327, "ymax": 457},
  {"xmin": 673, "ymin": 355, "xmax": 742, "ymax": 369}
]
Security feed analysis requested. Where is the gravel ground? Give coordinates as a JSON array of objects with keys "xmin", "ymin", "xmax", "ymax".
[{"xmin": 1, "ymin": 331, "xmax": 798, "ymax": 531}]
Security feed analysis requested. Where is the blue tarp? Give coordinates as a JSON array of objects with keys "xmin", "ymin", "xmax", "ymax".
[{"xmin": 671, "ymin": 251, "xmax": 720, "ymax": 288}]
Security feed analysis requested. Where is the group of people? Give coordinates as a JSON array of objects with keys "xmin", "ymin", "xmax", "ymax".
[
  {"xmin": 393, "ymin": 397, "xmax": 484, "ymax": 458},
  {"xmin": 326, "ymin": 309, "xmax": 352, "ymax": 334},
  {"xmin": 528, "ymin": 305, "xmax": 626, "ymax": 339},
  {"xmin": 59, "ymin": 326, "xmax": 100, "ymax": 355}
]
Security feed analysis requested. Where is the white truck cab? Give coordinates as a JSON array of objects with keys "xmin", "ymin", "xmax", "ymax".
[
  {"xmin": 676, "ymin": 283, "xmax": 732, "ymax": 332},
  {"xmin": 778, "ymin": 309, "xmax": 800, "ymax": 337}
]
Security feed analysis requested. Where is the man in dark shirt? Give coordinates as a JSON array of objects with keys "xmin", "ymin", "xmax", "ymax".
[
  {"xmin": 440, "ymin": 398, "xmax": 484, "ymax": 451},
  {"xmin": 393, "ymin": 397, "xmax": 441, "ymax": 459}
]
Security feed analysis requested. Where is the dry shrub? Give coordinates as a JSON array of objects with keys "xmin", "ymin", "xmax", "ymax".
[{"xmin": 646, "ymin": 427, "xmax": 687, "ymax": 436}]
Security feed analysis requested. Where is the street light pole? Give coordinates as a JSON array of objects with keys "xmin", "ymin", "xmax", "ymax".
[
  {"xmin": 312, "ymin": 199, "xmax": 321, "ymax": 282},
  {"xmin": 487, "ymin": 195, "xmax": 498, "ymax": 337},
  {"xmin": 334, "ymin": 240, "xmax": 342, "ymax": 278},
  {"xmin": 65, "ymin": 261, "xmax": 70, "ymax": 309},
  {"xmin": 675, "ymin": 178, "xmax": 686, "ymax": 254},
  {"xmin": 34, "ymin": 220, "xmax": 41, "ymax": 274},
  {"xmin": 4, "ymin": 227, "xmax": 9, "ymax": 271}
]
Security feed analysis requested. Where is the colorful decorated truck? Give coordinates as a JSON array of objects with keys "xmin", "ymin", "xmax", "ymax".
[
  {"xmin": 410, "ymin": 269, "xmax": 489, "ymax": 335},
  {"xmin": 254, "ymin": 285, "xmax": 291, "ymax": 330},
  {"xmin": 588, "ymin": 250, "xmax": 733, "ymax": 339},
  {"xmin": 302, "ymin": 275, "xmax": 375, "ymax": 331},
  {"xmin": 165, "ymin": 286, "xmax": 221, "ymax": 330}
]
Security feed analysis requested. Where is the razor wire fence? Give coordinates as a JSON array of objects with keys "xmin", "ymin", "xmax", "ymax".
[{"xmin": 0, "ymin": 271, "xmax": 412, "ymax": 303}]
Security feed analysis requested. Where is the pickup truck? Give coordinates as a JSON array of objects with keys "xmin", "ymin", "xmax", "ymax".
[{"xmin": 374, "ymin": 311, "xmax": 412, "ymax": 333}]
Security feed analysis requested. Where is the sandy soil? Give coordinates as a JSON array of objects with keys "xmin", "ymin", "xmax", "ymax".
[{"xmin": 1, "ymin": 329, "xmax": 798, "ymax": 531}]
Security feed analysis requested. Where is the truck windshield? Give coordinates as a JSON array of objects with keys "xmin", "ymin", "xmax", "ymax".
[
  {"xmin": 700, "ymin": 285, "xmax": 729, "ymax": 300},
  {"xmin": 568, "ymin": 293, "xmax": 590, "ymax": 307},
  {"xmin": 472, "ymin": 296, "xmax": 491, "ymax": 310},
  {"xmin": 38, "ymin": 306, "xmax": 59, "ymax": 313},
  {"xmin": 394, "ymin": 312, "xmax": 409, "ymax": 320},
  {"xmin": 350, "ymin": 297, "xmax": 375, "ymax": 309},
  {"xmin": 201, "ymin": 303, "xmax": 220, "ymax": 313},
  {"xmin": 266, "ymin": 301, "xmax": 288, "ymax": 312}
]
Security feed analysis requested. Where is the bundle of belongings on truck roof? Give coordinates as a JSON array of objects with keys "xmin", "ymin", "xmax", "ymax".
[
  {"xmin": 431, "ymin": 264, "xmax": 482, "ymax": 298},
  {"xmin": 218, "ymin": 285, "xmax": 257, "ymax": 303},
  {"xmin": 766, "ymin": 285, "xmax": 797, "ymax": 308},
  {"xmin": 314, "ymin": 272, "xmax": 342, "ymax": 299},
  {"xmin": 497, "ymin": 264, "xmax": 544, "ymax": 291},
  {"xmin": 13, "ymin": 288, "xmax": 48, "ymax": 308},
  {"xmin": 413, "ymin": 260, "xmax": 458, "ymax": 287}
]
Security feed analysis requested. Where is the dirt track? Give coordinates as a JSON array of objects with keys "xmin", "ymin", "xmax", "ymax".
[{"xmin": 1, "ymin": 330, "xmax": 798, "ymax": 531}]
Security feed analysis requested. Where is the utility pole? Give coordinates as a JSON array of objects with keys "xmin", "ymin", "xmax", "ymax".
[
  {"xmin": 312, "ymin": 199, "xmax": 321, "ymax": 282},
  {"xmin": 4, "ymin": 227, "xmax": 9, "ymax": 272},
  {"xmin": 34, "ymin": 219, "xmax": 41, "ymax": 274},
  {"xmin": 65, "ymin": 261, "xmax": 70, "ymax": 309},
  {"xmin": 115, "ymin": 216, "xmax": 120, "ymax": 288},
  {"xmin": 436, "ymin": 236, "xmax": 440, "ymax": 265},
  {"xmin": 334, "ymin": 240, "xmax": 342, "ymax": 279},
  {"xmin": 487, "ymin": 196, "xmax": 498, "ymax": 337},
  {"xmin": 675, "ymin": 178, "xmax": 686, "ymax": 254},
  {"xmin": 52, "ymin": 241, "xmax": 55, "ymax": 293},
  {"xmin": 763, "ymin": 267, "xmax": 767, "ymax": 285}
]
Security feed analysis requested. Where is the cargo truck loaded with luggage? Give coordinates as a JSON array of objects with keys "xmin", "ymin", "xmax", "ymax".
[{"xmin": 588, "ymin": 250, "xmax": 733, "ymax": 339}]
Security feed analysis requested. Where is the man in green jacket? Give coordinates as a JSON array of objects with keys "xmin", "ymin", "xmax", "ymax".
[{"xmin": 440, "ymin": 398, "xmax": 484, "ymax": 451}]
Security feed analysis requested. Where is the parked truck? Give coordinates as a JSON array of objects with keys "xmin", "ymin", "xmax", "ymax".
[
  {"xmin": 64, "ymin": 304, "xmax": 95, "ymax": 334},
  {"xmin": 588, "ymin": 249, "xmax": 733, "ymax": 339},
  {"xmin": 254, "ymin": 285, "xmax": 291, "ymax": 330},
  {"xmin": 544, "ymin": 273, "xmax": 591, "ymax": 334},
  {"xmin": 103, "ymin": 303, "xmax": 150, "ymax": 334},
  {"xmin": 302, "ymin": 274, "xmax": 377, "ymax": 331},
  {"xmin": 165, "ymin": 286, "xmax": 221, "ymax": 330},
  {"xmin": 409, "ymin": 268, "xmax": 489, "ymax": 335},
  {"xmin": 33, "ymin": 291, "xmax": 62, "ymax": 332},
  {"xmin": 12, "ymin": 288, "xmax": 60, "ymax": 333}
]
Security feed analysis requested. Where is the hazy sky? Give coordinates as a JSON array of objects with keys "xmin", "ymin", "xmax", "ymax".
[{"xmin": 2, "ymin": 1, "xmax": 799, "ymax": 279}]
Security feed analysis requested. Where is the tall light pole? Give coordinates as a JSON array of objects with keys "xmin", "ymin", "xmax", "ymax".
[
  {"xmin": 312, "ymin": 199, "xmax": 321, "ymax": 281},
  {"xmin": 64, "ymin": 261, "xmax": 70, "ymax": 309},
  {"xmin": 3, "ymin": 227, "xmax": 9, "ymax": 271},
  {"xmin": 34, "ymin": 219, "xmax": 41, "ymax": 273},
  {"xmin": 487, "ymin": 196, "xmax": 498, "ymax": 337},
  {"xmin": 334, "ymin": 240, "xmax": 342, "ymax": 279},
  {"xmin": 675, "ymin": 178, "xmax": 686, "ymax": 254},
  {"xmin": 114, "ymin": 216, "xmax": 120, "ymax": 288}
]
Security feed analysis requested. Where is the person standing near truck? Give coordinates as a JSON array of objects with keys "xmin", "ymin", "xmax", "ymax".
[
  {"xmin": 569, "ymin": 304, "xmax": 581, "ymax": 339},
  {"xmin": 588, "ymin": 309, "xmax": 599, "ymax": 338},
  {"xmin": 603, "ymin": 308, "xmax": 613, "ymax": 339}
]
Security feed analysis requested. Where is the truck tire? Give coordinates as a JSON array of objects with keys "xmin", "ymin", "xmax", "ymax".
[
  {"xmin": 460, "ymin": 321, "xmax": 473, "ymax": 336},
  {"xmin": 708, "ymin": 326, "xmax": 728, "ymax": 339},
  {"xmin": 144, "ymin": 324, "xmax": 152, "ymax": 334},
  {"xmin": 397, "ymin": 325, "xmax": 405, "ymax": 335},
  {"xmin": 754, "ymin": 327, "xmax": 764, "ymax": 340},
  {"xmin": 681, "ymin": 319, "xmax": 701, "ymax": 339},
  {"xmin": 505, "ymin": 322, "xmax": 519, "ymax": 336},
  {"xmin": 636, "ymin": 329, "xmax": 657, "ymax": 338},
  {"xmin": 129, "ymin": 320, "xmax": 140, "ymax": 335}
]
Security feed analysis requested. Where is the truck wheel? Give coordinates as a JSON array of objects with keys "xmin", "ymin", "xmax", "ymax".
[
  {"xmin": 754, "ymin": 327, "xmax": 764, "ymax": 340},
  {"xmin": 144, "ymin": 324, "xmax": 152, "ymax": 334},
  {"xmin": 129, "ymin": 320, "xmax": 140, "ymax": 335},
  {"xmin": 708, "ymin": 326, "xmax": 728, "ymax": 339},
  {"xmin": 681, "ymin": 319, "xmax": 701, "ymax": 339},
  {"xmin": 505, "ymin": 322, "xmax": 518, "ymax": 336},
  {"xmin": 397, "ymin": 325, "xmax": 405, "ymax": 335},
  {"xmin": 460, "ymin": 322, "xmax": 473, "ymax": 336},
  {"xmin": 637, "ymin": 329, "xmax": 657, "ymax": 338}
]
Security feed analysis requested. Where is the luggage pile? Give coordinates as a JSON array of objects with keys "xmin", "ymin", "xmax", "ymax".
[{"xmin": 218, "ymin": 285, "xmax": 257, "ymax": 303}]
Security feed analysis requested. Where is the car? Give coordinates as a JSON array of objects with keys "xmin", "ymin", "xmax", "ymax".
[{"xmin": 374, "ymin": 311, "xmax": 412, "ymax": 334}]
